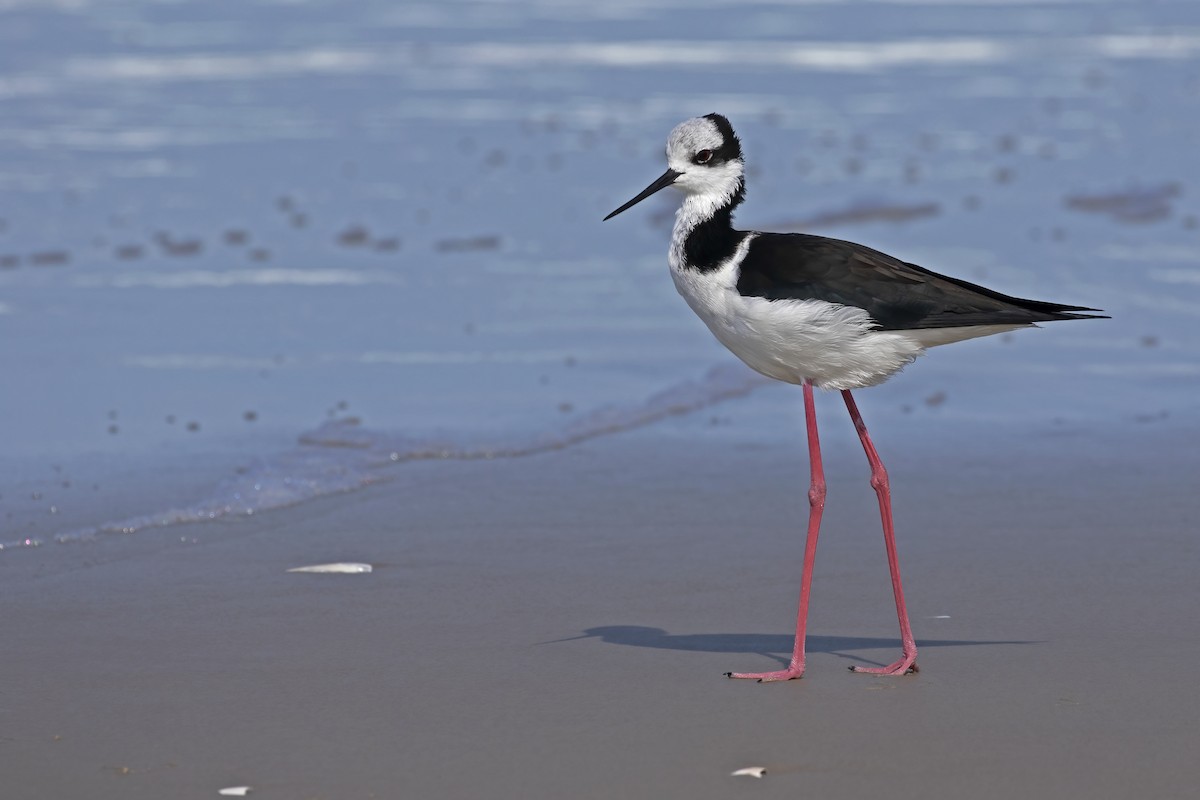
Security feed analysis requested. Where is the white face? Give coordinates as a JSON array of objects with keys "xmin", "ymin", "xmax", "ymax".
[
  {"xmin": 665, "ymin": 117, "xmax": 744, "ymax": 198},
  {"xmin": 603, "ymin": 114, "xmax": 745, "ymax": 222}
]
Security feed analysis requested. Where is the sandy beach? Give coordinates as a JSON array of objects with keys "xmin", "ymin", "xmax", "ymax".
[{"xmin": 4, "ymin": 396, "xmax": 1198, "ymax": 799}]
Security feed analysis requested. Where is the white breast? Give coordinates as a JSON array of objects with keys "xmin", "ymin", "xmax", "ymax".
[{"xmin": 668, "ymin": 233, "xmax": 929, "ymax": 391}]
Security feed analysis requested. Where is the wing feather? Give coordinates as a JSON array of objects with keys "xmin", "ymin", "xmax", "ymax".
[{"xmin": 735, "ymin": 233, "xmax": 1105, "ymax": 330}]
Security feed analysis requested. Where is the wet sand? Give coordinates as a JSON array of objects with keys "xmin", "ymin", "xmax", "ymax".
[{"xmin": 3, "ymin": 400, "xmax": 1198, "ymax": 799}]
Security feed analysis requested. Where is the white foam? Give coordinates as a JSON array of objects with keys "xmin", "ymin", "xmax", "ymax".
[
  {"xmin": 22, "ymin": 365, "xmax": 768, "ymax": 549},
  {"xmin": 6, "ymin": 32, "xmax": 1196, "ymax": 109}
]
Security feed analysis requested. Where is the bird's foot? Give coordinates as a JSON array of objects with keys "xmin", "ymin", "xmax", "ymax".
[
  {"xmin": 848, "ymin": 655, "xmax": 918, "ymax": 676},
  {"xmin": 725, "ymin": 666, "xmax": 804, "ymax": 683}
]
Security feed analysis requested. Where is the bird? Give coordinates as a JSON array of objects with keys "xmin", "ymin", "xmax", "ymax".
[{"xmin": 603, "ymin": 113, "xmax": 1105, "ymax": 681}]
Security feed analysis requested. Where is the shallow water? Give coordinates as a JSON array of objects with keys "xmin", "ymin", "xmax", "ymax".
[{"xmin": 1, "ymin": 0, "xmax": 1197, "ymax": 549}]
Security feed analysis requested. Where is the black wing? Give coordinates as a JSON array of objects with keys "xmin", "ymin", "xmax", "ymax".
[{"xmin": 735, "ymin": 232, "xmax": 1106, "ymax": 330}]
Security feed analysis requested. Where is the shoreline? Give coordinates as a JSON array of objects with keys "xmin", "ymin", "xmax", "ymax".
[{"xmin": 3, "ymin": 402, "xmax": 1197, "ymax": 799}]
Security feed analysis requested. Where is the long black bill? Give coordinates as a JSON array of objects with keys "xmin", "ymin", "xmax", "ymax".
[{"xmin": 603, "ymin": 168, "xmax": 681, "ymax": 221}]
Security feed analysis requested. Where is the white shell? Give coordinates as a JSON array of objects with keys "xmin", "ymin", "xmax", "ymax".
[
  {"xmin": 731, "ymin": 766, "xmax": 767, "ymax": 778},
  {"xmin": 286, "ymin": 562, "xmax": 373, "ymax": 574},
  {"xmin": 218, "ymin": 788, "xmax": 252, "ymax": 797}
]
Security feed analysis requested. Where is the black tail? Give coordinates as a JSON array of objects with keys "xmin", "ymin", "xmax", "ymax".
[{"xmin": 904, "ymin": 261, "xmax": 1109, "ymax": 324}]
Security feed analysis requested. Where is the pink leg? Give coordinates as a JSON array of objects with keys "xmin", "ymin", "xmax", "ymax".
[
  {"xmin": 727, "ymin": 380, "xmax": 826, "ymax": 682},
  {"xmin": 841, "ymin": 390, "xmax": 918, "ymax": 676}
]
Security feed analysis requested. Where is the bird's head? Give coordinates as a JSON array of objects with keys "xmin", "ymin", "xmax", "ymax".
[{"xmin": 604, "ymin": 113, "xmax": 744, "ymax": 221}]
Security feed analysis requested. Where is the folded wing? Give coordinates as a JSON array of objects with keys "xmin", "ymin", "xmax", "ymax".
[{"xmin": 736, "ymin": 233, "xmax": 1106, "ymax": 331}]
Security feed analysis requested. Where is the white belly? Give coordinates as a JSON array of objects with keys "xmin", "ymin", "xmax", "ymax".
[{"xmin": 669, "ymin": 258, "xmax": 927, "ymax": 391}]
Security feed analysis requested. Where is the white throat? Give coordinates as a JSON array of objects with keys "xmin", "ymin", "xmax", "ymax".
[{"xmin": 667, "ymin": 174, "xmax": 743, "ymax": 272}]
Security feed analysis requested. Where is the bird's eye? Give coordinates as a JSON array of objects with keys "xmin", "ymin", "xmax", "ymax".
[{"xmin": 694, "ymin": 149, "xmax": 714, "ymax": 164}]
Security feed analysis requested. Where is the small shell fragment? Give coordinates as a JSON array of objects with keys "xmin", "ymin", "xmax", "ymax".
[
  {"xmin": 287, "ymin": 562, "xmax": 372, "ymax": 574},
  {"xmin": 218, "ymin": 788, "xmax": 252, "ymax": 797},
  {"xmin": 731, "ymin": 766, "xmax": 767, "ymax": 778}
]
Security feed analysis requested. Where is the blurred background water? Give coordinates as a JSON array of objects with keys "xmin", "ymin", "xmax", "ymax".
[{"xmin": 1, "ymin": 0, "xmax": 1197, "ymax": 549}]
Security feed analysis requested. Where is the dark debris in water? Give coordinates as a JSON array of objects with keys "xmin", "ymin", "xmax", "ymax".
[
  {"xmin": 154, "ymin": 233, "xmax": 203, "ymax": 257},
  {"xmin": 30, "ymin": 250, "xmax": 70, "ymax": 267},
  {"xmin": 778, "ymin": 200, "xmax": 940, "ymax": 231},
  {"xmin": 1064, "ymin": 182, "xmax": 1181, "ymax": 224},
  {"xmin": 337, "ymin": 225, "xmax": 370, "ymax": 247},
  {"xmin": 436, "ymin": 234, "xmax": 501, "ymax": 253}
]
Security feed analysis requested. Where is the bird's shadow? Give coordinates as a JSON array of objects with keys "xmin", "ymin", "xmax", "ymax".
[{"xmin": 540, "ymin": 625, "xmax": 1035, "ymax": 670}]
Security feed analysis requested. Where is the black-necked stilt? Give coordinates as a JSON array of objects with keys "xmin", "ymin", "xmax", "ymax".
[{"xmin": 604, "ymin": 114, "xmax": 1105, "ymax": 681}]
